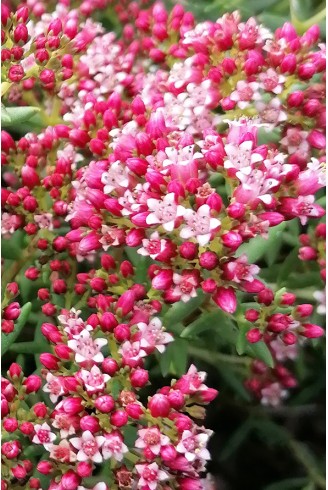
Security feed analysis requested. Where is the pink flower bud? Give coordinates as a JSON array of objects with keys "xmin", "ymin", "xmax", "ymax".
[
  {"xmin": 95, "ymin": 395, "xmax": 115, "ymax": 413},
  {"xmin": 213, "ymin": 287, "xmax": 237, "ymax": 314},
  {"xmin": 78, "ymin": 232, "xmax": 101, "ymax": 254},
  {"xmin": 80, "ymin": 416, "xmax": 100, "ymax": 433},
  {"xmin": 25, "ymin": 267, "xmax": 40, "ymax": 280},
  {"xmin": 3, "ymin": 302, "xmax": 20, "ymax": 320},
  {"xmin": 167, "ymin": 390, "xmax": 185, "ymax": 409},
  {"xmin": 120, "ymin": 261, "xmax": 134, "ymax": 277},
  {"xmin": 11, "ymin": 465, "xmax": 26, "ymax": 479},
  {"xmin": 308, "ymin": 130, "xmax": 326, "ymax": 149},
  {"xmin": 2, "ymin": 320, "xmax": 14, "ymax": 334},
  {"xmin": 222, "ymin": 231, "xmax": 243, "ymax": 250},
  {"xmin": 282, "ymin": 332, "xmax": 297, "ymax": 345},
  {"xmin": 246, "ymin": 328, "xmax": 262, "ymax": 343},
  {"xmin": 301, "ymin": 324, "xmax": 324, "ymax": 338},
  {"xmin": 257, "ymin": 288, "xmax": 274, "ymax": 305},
  {"xmin": 280, "ymin": 53, "xmax": 297, "ymax": 73},
  {"xmin": 116, "ymin": 290, "xmax": 136, "ymax": 316},
  {"xmin": 258, "ymin": 212, "xmax": 285, "ymax": 226},
  {"xmin": 33, "ymin": 402, "xmax": 47, "ymax": 418},
  {"xmin": 61, "ymin": 397, "xmax": 83, "ymax": 415},
  {"xmin": 130, "ymin": 368, "xmax": 149, "ymax": 387},
  {"xmin": 298, "ymin": 63, "xmax": 316, "ymax": 80},
  {"xmin": 40, "ymin": 353, "xmax": 60, "ymax": 370},
  {"xmin": 37, "ymin": 461, "xmax": 53, "ymax": 475},
  {"xmin": 61, "ymin": 470, "xmax": 81, "ymax": 490},
  {"xmin": 54, "ymin": 344, "xmax": 72, "ymax": 360},
  {"xmin": 125, "ymin": 402, "xmax": 144, "ymax": 419},
  {"xmin": 179, "ymin": 242, "xmax": 198, "ymax": 260},
  {"xmin": 161, "ymin": 444, "xmax": 177, "ymax": 462},
  {"xmin": 110, "ymin": 410, "xmax": 128, "ymax": 427},
  {"xmin": 41, "ymin": 323, "xmax": 62, "ymax": 343},
  {"xmin": 125, "ymin": 228, "xmax": 145, "ymax": 247},
  {"xmin": 148, "ymin": 393, "xmax": 171, "ymax": 417},
  {"xmin": 102, "ymin": 357, "xmax": 119, "ymax": 375},
  {"xmin": 23, "ymin": 375, "xmax": 41, "ymax": 393},
  {"xmin": 114, "ymin": 324, "xmax": 130, "ymax": 342},
  {"xmin": 152, "ymin": 269, "xmax": 173, "ymax": 290},
  {"xmin": 299, "ymin": 246, "xmax": 317, "ymax": 261},
  {"xmin": 8, "ymin": 363, "xmax": 22, "ymax": 379},
  {"xmin": 3, "ymin": 418, "xmax": 19, "ymax": 432},
  {"xmin": 199, "ymin": 251, "xmax": 218, "ymax": 270},
  {"xmin": 76, "ymin": 462, "xmax": 93, "ymax": 478},
  {"xmin": 8, "ymin": 65, "xmax": 25, "ymax": 82},
  {"xmin": 227, "ymin": 202, "xmax": 245, "ymax": 219},
  {"xmin": 287, "ymin": 91, "xmax": 304, "ymax": 107},
  {"xmin": 295, "ymin": 304, "xmax": 313, "ymax": 317},
  {"xmin": 201, "ymin": 278, "xmax": 217, "ymax": 294}
]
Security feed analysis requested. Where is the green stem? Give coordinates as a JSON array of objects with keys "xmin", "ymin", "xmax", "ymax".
[
  {"xmin": 188, "ymin": 346, "xmax": 251, "ymax": 367},
  {"xmin": 289, "ymin": 439, "xmax": 326, "ymax": 489}
]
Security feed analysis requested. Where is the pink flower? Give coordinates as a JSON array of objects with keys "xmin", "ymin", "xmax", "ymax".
[
  {"xmin": 43, "ymin": 373, "xmax": 65, "ymax": 403},
  {"xmin": 99, "ymin": 225, "xmax": 125, "ymax": 250},
  {"xmin": 172, "ymin": 273, "xmax": 198, "ymax": 303},
  {"xmin": 67, "ymin": 329, "xmax": 107, "ymax": 364},
  {"xmin": 261, "ymin": 382, "xmax": 287, "ymax": 407},
  {"xmin": 46, "ymin": 439, "xmax": 77, "ymax": 463},
  {"xmin": 223, "ymin": 255, "xmax": 260, "ymax": 283},
  {"xmin": 163, "ymin": 145, "xmax": 202, "ymax": 182},
  {"xmin": 70, "ymin": 431, "xmax": 105, "ymax": 463},
  {"xmin": 102, "ymin": 431, "xmax": 128, "ymax": 461},
  {"xmin": 135, "ymin": 462, "xmax": 169, "ymax": 490},
  {"xmin": 137, "ymin": 317, "xmax": 173, "ymax": 353},
  {"xmin": 180, "ymin": 204, "xmax": 220, "ymax": 246},
  {"xmin": 79, "ymin": 365, "xmax": 110, "ymax": 394},
  {"xmin": 146, "ymin": 193, "xmax": 185, "ymax": 231},
  {"xmin": 224, "ymin": 140, "xmax": 263, "ymax": 174},
  {"xmin": 230, "ymin": 80, "xmax": 260, "ymax": 109},
  {"xmin": 259, "ymin": 68, "xmax": 285, "ymax": 94},
  {"xmin": 176, "ymin": 429, "xmax": 211, "ymax": 462},
  {"xmin": 32, "ymin": 423, "xmax": 56, "ymax": 445},
  {"xmin": 119, "ymin": 341, "xmax": 147, "ymax": 366},
  {"xmin": 135, "ymin": 426, "xmax": 170, "ymax": 455},
  {"xmin": 52, "ymin": 412, "xmax": 79, "ymax": 438},
  {"xmin": 101, "ymin": 161, "xmax": 129, "ymax": 194},
  {"xmin": 34, "ymin": 213, "xmax": 54, "ymax": 230},
  {"xmin": 138, "ymin": 232, "xmax": 167, "ymax": 260}
]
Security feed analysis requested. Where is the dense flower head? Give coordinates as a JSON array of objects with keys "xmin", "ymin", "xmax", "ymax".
[{"xmin": 1, "ymin": 0, "xmax": 326, "ymax": 488}]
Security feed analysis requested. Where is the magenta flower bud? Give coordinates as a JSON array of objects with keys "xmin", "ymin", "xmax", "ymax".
[
  {"xmin": 199, "ymin": 251, "xmax": 219, "ymax": 270},
  {"xmin": 2, "ymin": 320, "xmax": 14, "ymax": 334},
  {"xmin": 53, "ymin": 237, "xmax": 68, "ymax": 252},
  {"xmin": 3, "ymin": 302, "xmax": 20, "ymax": 320},
  {"xmin": 76, "ymin": 462, "xmax": 93, "ymax": 478},
  {"xmin": 8, "ymin": 363, "xmax": 22, "ymax": 379},
  {"xmin": 40, "ymin": 353, "xmax": 60, "ymax": 370},
  {"xmin": 100, "ymin": 254, "xmax": 115, "ymax": 270},
  {"xmin": 308, "ymin": 130, "xmax": 326, "ymax": 149},
  {"xmin": 54, "ymin": 344, "xmax": 72, "ymax": 360},
  {"xmin": 95, "ymin": 395, "xmax": 115, "ymax": 413},
  {"xmin": 41, "ymin": 323, "xmax": 62, "ymax": 343},
  {"xmin": 13, "ymin": 24, "xmax": 29, "ymax": 44},
  {"xmin": 246, "ymin": 328, "xmax": 262, "ymax": 343},
  {"xmin": 152, "ymin": 269, "xmax": 173, "ymax": 290},
  {"xmin": 258, "ymin": 212, "xmax": 285, "ymax": 226},
  {"xmin": 126, "ymin": 157, "xmax": 148, "ymax": 176},
  {"xmin": 11, "ymin": 465, "xmax": 26, "ymax": 479},
  {"xmin": 168, "ymin": 390, "xmax": 185, "ymax": 409},
  {"xmin": 299, "ymin": 246, "xmax": 317, "ymax": 261},
  {"xmin": 1, "ymin": 399, "xmax": 9, "ymax": 418},
  {"xmin": 19, "ymin": 422, "xmax": 34, "ymax": 436},
  {"xmin": 222, "ymin": 231, "xmax": 243, "ymax": 250},
  {"xmin": 120, "ymin": 261, "xmax": 134, "ymax": 277},
  {"xmin": 125, "ymin": 228, "xmax": 144, "ymax": 247},
  {"xmin": 110, "ymin": 410, "xmax": 128, "ymax": 427},
  {"xmin": 227, "ymin": 202, "xmax": 245, "ymax": 219},
  {"xmin": 25, "ymin": 267, "xmax": 40, "ymax": 280},
  {"xmin": 102, "ymin": 358, "xmax": 119, "ymax": 375},
  {"xmin": 1, "ymin": 4, "xmax": 10, "ymax": 25},
  {"xmin": 3, "ymin": 418, "xmax": 19, "ymax": 432},
  {"xmin": 37, "ymin": 461, "xmax": 53, "ymax": 475},
  {"xmin": 280, "ymin": 53, "xmax": 297, "ymax": 73},
  {"xmin": 257, "ymin": 288, "xmax": 274, "ymax": 305},
  {"xmin": 131, "ymin": 284, "xmax": 146, "ymax": 300},
  {"xmin": 301, "ymin": 324, "xmax": 325, "ymax": 338},
  {"xmin": 78, "ymin": 232, "xmax": 101, "ymax": 254},
  {"xmin": 33, "ymin": 402, "xmax": 47, "ymax": 418},
  {"xmin": 89, "ymin": 277, "xmax": 106, "ymax": 292},
  {"xmin": 131, "ymin": 96, "xmax": 146, "ymax": 115},
  {"xmin": 179, "ymin": 242, "xmax": 198, "ymax": 260},
  {"xmin": 206, "ymin": 192, "xmax": 222, "ymax": 212},
  {"xmin": 280, "ymin": 293, "xmax": 296, "ymax": 306},
  {"xmin": 61, "ymin": 397, "xmax": 83, "ymax": 415},
  {"xmin": 53, "ymin": 279, "xmax": 67, "ymax": 294},
  {"xmin": 99, "ymin": 312, "xmax": 117, "ymax": 332},
  {"xmin": 161, "ymin": 444, "xmax": 177, "ymax": 462},
  {"xmin": 60, "ymin": 470, "xmax": 81, "ymax": 490},
  {"xmin": 174, "ymin": 414, "xmax": 193, "ymax": 432},
  {"xmin": 114, "ymin": 323, "xmax": 130, "ymax": 342},
  {"xmin": 198, "ymin": 387, "xmax": 218, "ymax": 403},
  {"xmin": 287, "ymin": 91, "xmax": 304, "ymax": 107},
  {"xmin": 104, "ymin": 198, "xmax": 123, "ymax": 216},
  {"xmin": 116, "ymin": 290, "xmax": 136, "ymax": 316},
  {"xmin": 178, "ymin": 477, "xmax": 203, "ymax": 490},
  {"xmin": 298, "ymin": 63, "xmax": 316, "ymax": 80},
  {"xmin": 245, "ymin": 309, "xmax": 259, "ymax": 322},
  {"xmin": 48, "ymin": 18, "xmax": 62, "ymax": 35},
  {"xmin": 135, "ymin": 132, "xmax": 154, "ymax": 156},
  {"xmin": 302, "ymin": 24, "xmax": 320, "ymax": 45},
  {"xmin": 201, "ymin": 278, "xmax": 217, "ymax": 294},
  {"xmin": 148, "ymin": 393, "xmax": 171, "ymax": 417},
  {"xmin": 213, "ymin": 287, "xmax": 237, "ymax": 314},
  {"xmin": 295, "ymin": 304, "xmax": 313, "ymax": 317},
  {"xmin": 8, "ymin": 65, "xmax": 25, "ymax": 82},
  {"xmin": 131, "ymin": 211, "xmax": 151, "ymax": 227},
  {"xmin": 125, "ymin": 402, "xmax": 144, "ymax": 419},
  {"xmin": 23, "ymin": 375, "xmax": 41, "ymax": 393},
  {"xmin": 282, "ymin": 332, "xmax": 297, "ymax": 345},
  {"xmin": 130, "ymin": 368, "xmax": 149, "ymax": 387},
  {"xmin": 80, "ymin": 416, "xmax": 100, "ymax": 433}
]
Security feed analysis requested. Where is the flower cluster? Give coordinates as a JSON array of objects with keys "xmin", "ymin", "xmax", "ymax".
[{"xmin": 1, "ymin": 0, "xmax": 326, "ymax": 488}]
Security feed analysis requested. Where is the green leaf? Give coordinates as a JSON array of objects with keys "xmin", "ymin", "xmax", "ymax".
[
  {"xmin": 247, "ymin": 341, "xmax": 274, "ymax": 368},
  {"xmin": 159, "ymin": 338, "xmax": 188, "ymax": 377},
  {"xmin": 181, "ymin": 309, "xmax": 234, "ymax": 338},
  {"xmin": 236, "ymin": 222, "xmax": 286, "ymax": 264},
  {"xmin": 162, "ymin": 290, "xmax": 205, "ymax": 325},
  {"xmin": 220, "ymin": 419, "xmax": 253, "ymax": 461},
  {"xmin": 1, "ymin": 106, "xmax": 40, "ymax": 127},
  {"xmin": 263, "ymin": 478, "xmax": 310, "ymax": 490},
  {"xmin": 1, "ymin": 302, "xmax": 31, "ymax": 356},
  {"xmin": 236, "ymin": 320, "xmax": 250, "ymax": 355}
]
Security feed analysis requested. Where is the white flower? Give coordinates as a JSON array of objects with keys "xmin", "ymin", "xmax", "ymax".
[
  {"xmin": 67, "ymin": 329, "xmax": 107, "ymax": 364},
  {"xmin": 70, "ymin": 431, "xmax": 105, "ymax": 463},
  {"xmin": 146, "ymin": 193, "xmax": 185, "ymax": 231},
  {"xmin": 101, "ymin": 161, "xmax": 129, "ymax": 194},
  {"xmin": 80, "ymin": 365, "xmax": 110, "ymax": 394},
  {"xmin": 180, "ymin": 204, "xmax": 220, "ymax": 246}
]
